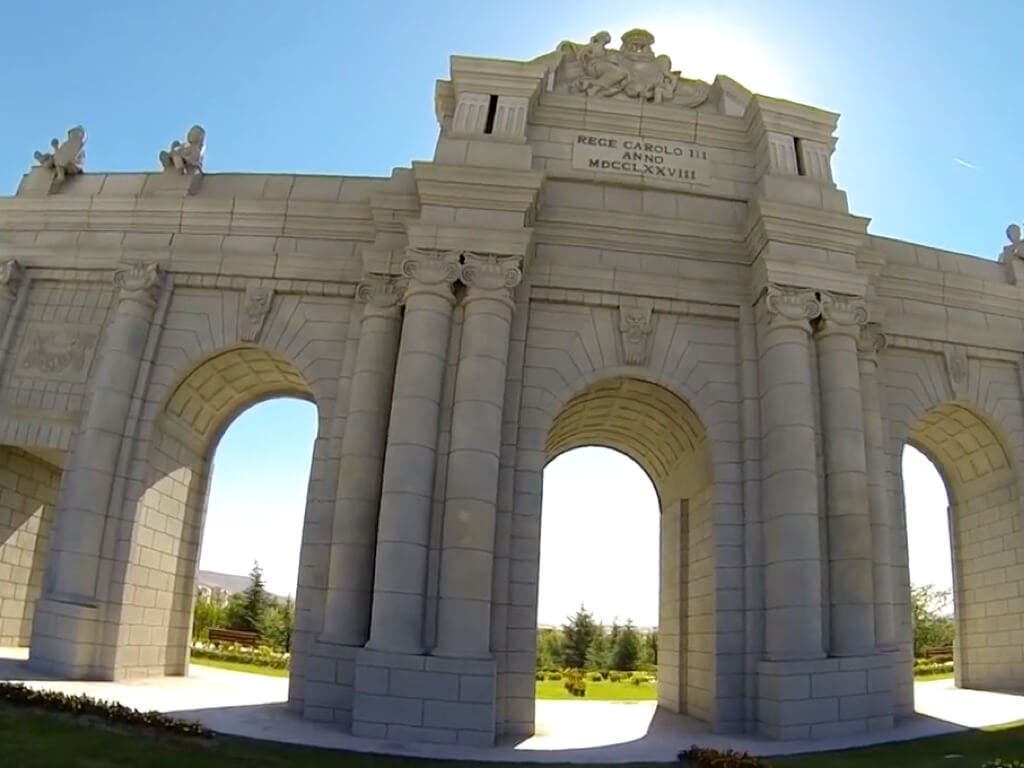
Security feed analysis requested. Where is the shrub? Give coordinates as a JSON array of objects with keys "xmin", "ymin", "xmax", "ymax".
[
  {"xmin": 608, "ymin": 671, "xmax": 623, "ymax": 682},
  {"xmin": 535, "ymin": 671, "xmax": 545, "ymax": 681},
  {"xmin": 678, "ymin": 745, "xmax": 770, "ymax": 767},
  {"xmin": 0, "ymin": 682, "xmax": 211, "ymax": 738},
  {"xmin": 632, "ymin": 675, "xmax": 644, "ymax": 686},
  {"xmin": 546, "ymin": 671, "xmax": 562, "ymax": 681},
  {"xmin": 589, "ymin": 672, "xmax": 603, "ymax": 682},
  {"xmin": 190, "ymin": 642, "xmax": 289, "ymax": 670},
  {"xmin": 563, "ymin": 668, "xmax": 587, "ymax": 697},
  {"xmin": 983, "ymin": 761, "xmax": 1024, "ymax": 768},
  {"xmin": 600, "ymin": 670, "xmax": 610, "ymax": 680}
]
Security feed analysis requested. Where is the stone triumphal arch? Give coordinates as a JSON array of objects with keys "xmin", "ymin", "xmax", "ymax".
[{"xmin": 2, "ymin": 27, "xmax": 1024, "ymax": 746}]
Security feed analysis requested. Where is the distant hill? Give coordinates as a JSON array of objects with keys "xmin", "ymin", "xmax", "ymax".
[
  {"xmin": 197, "ymin": 570, "xmax": 254, "ymax": 595},
  {"xmin": 196, "ymin": 570, "xmax": 291, "ymax": 602}
]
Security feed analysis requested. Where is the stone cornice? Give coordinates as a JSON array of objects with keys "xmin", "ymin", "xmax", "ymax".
[
  {"xmin": 743, "ymin": 95, "xmax": 839, "ymax": 145},
  {"xmin": 411, "ymin": 162, "xmax": 543, "ymax": 212},
  {"xmin": 446, "ymin": 56, "xmax": 550, "ymax": 99},
  {"xmin": 0, "ymin": 195, "xmax": 376, "ymax": 242},
  {"xmin": 743, "ymin": 198, "xmax": 871, "ymax": 256}
]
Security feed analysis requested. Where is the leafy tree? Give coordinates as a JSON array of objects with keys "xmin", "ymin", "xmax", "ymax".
[
  {"xmin": 641, "ymin": 630, "xmax": 658, "ymax": 666},
  {"xmin": 261, "ymin": 596, "xmax": 294, "ymax": 652},
  {"xmin": 536, "ymin": 627, "xmax": 563, "ymax": 670},
  {"xmin": 561, "ymin": 605, "xmax": 599, "ymax": 669},
  {"xmin": 191, "ymin": 594, "xmax": 225, "ymax": 642},
  {"xmin": 611, "ymin": 619, "xmax": 642, "ymax": 671},
  {"xmin": 912, "ymin": 584, "xmax": 955, "ymax": 657}
]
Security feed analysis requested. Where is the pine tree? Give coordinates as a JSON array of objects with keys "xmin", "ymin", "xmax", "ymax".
[
  {"xmin": 236, "ymin": 561, "xmax": 271, "ymax": 635},
  {"xmin": 561, "ymin": 605, "xmax": 599, "ymax": 669},
  {"xmin": 611, "ymin": 619, "xmax": 642, "ymax": 671}
]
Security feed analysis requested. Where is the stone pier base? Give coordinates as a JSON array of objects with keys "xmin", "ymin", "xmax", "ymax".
[
  {"xmin": 351, "ymin": 648, "xmax": 496, "ymax": 746},
  {"xmin": 757, "ymin": 653, "xmax": 897, "ymax": 739}
]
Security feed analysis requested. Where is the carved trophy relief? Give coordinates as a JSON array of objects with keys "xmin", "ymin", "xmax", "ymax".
[
  {"xmin": 554, "ymin": 28, "xmax": 709, "ymax": 107},
  {"xmin": 240, "ymin": 286, "xmax": 274, "ymax": 342},
  {"xmin": 32, "ymin": 126, "xmax": 86, "ymax": 192},
  {"xmin": 619, "ymin": 303, "xmax": 654, "ymax": 366},
  {"xmin": 18, "ymin": 324, "xmax": 99, "ymax": 381},
  {"xmin": 944, "ymin": 345, "xmax": 969, "ymax": 399}
]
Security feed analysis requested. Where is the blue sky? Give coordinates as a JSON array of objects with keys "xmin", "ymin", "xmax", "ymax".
[{"xmin": 3, "ymin": 1, "xmax": 1015, "ymax": 620}]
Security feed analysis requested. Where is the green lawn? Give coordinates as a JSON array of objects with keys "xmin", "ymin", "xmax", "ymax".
[
  {"xmin": 190, "ymin": 657, "xmax": 289, "ymax": 678},
  {"xmin": 536, "ymin": 678, "xmax": 657, "ymax": 701},
  {"xmin": 0, "ymin": 708, "xmax": 1019, "ymax": 768},
  {"xmin": 0, "ymin": 706, "xmax": 1022, "ymax": 767}
]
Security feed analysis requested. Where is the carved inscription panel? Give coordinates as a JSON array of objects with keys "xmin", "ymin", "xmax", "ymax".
[{"xmin": 571, "ymin": 131, "xmax": 712, "ymax": 185}]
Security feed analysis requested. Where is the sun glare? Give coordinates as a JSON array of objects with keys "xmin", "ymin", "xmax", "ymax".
[{"xmin": 602, "ymin": 10, "xmax": 798, "ymax": 100}]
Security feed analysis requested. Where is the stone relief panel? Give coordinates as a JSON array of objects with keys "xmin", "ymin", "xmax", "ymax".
[
  {"xmin": 17, "ymin": 324, "xmax": 99, "ymax": 382},
  {"xmin": 240, "ymin": 286, "xmax": 274, "ymax": 342},
  {"xmin": 619, "ymin": 302, "xmax": 654, "ymax": 365},
  {"xmin": 944, "ymin": 344, "xmax": 969, "ymax": 399}
]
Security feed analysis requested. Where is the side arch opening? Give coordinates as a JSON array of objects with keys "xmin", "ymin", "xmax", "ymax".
[
  {"xmin": 111, "ymin": 346, "xmax": 318, "ymax": 678},
  {"xmin": 903, "ymin": 402, "xmax": 1023, "ymax": 696}
]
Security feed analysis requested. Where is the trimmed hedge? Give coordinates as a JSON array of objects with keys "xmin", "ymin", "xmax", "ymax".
[
  {"xmin": 0, "ymin": 682, "xmax": 212, "ymax": 738},
  {"xmin": 190, "ymin": 643, "xmax": 289, "ymax": 670}
]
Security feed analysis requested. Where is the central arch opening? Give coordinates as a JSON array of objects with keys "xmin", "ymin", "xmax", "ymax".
[{"xmin": 534, "ymin": 376, "xmax": 713, "ymax": 741}]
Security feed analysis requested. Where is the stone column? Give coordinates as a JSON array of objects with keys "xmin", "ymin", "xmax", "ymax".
[
  {"xmin": 45, "ymin": 262, "xmax": 163, "ymax": 602},
  {"xmin": 858, "ymin": 323, "xmax": 895, "ymax": 649},
  {"xmin": 817, "ymin": 292, "xmax": 875, "ymax": 655},
  {"xmin": 758, "ymin": 285, "xmax": 825, "ymax": 660},
  {"xmin": 321, "ymin": 274, "xmax": 403, "ymax": 645},
  {"xmin": 434, "ymin": 253, "xmax": 522, "ymax": 658},
  {"xmin": 365, "ymin": 249, "xmax": 460, "ymax": 654}
]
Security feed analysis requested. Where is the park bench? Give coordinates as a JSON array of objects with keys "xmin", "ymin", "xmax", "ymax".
[
  {"xmin": 208, "ymin": 628, "xmax": 260, "ymax": 647},
  {"xmin": 923, "ymin": 645, "xmax": 954, "ymax": 660}
]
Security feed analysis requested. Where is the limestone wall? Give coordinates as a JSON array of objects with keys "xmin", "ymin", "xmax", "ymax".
[{"xmin": 0, "ymin": 447, "xmax": 61, "ymax": 645}]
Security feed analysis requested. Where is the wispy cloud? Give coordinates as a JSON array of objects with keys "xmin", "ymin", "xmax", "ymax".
[{"xmin": 953, "ymin": 157, "xmax": 978, "ymax": 170}]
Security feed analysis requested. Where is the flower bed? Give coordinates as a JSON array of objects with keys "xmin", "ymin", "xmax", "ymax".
[{"xmin": 190, "ymin": 642, "xmax": 290, "ymax": 670}]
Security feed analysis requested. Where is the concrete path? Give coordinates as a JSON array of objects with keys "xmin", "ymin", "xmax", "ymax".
[{"xmin": 1, "ymin": 648, "xmax": 1020, "ymax": 763}]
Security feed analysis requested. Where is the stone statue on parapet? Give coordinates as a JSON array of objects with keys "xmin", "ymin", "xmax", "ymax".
[
  {"xmin": 33, "ymin": 125, "xmax": 86, "ymax": 190},
  {"xmin": 555, "ymin": 29, "xmax": 708, "ymax": 107},
  {"xmin": 159, "ymin": 124, "xmax": 205, "ymax": 175},
  {"xmin": 1004, "ymin": 223, "xmax": 1024, "ymax": 260}
]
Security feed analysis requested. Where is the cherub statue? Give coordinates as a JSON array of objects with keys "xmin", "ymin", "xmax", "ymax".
[
  {"xmin": 33, "ymin": 126, "xmax": 86, "ymax": 187},
  {"xmin": 159, "ymin": 124, "xmax": 205, "ymax": 174},
  {"xmin": 1004, "ymin": 223, "xmax": 1024, "ymax": 260}
]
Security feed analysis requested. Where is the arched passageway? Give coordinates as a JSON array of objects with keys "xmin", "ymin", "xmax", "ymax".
[
  {"xmin": 109, "ymin": 346, "xmax": 318, "ymax": 678},
  {"xmin": 901, "ymin": 402, "xmax": 1024, "ymax": 694},
  {"xmin": 541, "ymin": 377, "xmax": 713, "ymax": 720}
]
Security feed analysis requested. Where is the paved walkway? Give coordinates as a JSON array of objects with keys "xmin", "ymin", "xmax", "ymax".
[{"xmin": 2, "ymin": 648, "xmax": 1022, "ymax": 763}]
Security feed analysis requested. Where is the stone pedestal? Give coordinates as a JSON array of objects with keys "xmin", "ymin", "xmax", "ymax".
[
  {"xmin": 757, "ymin": 653, "xmax": 895, "ymax": 739},
  {"xmin": 352, "ymin": 648, "xmax": 496, "ymax": 746}
]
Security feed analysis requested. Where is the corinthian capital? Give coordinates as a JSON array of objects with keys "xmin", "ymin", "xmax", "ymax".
[
  {"xmin": 356, "ymin": 273, "xmax": 404, "ymax": 317},
  {"xmin": 764, "ymin": 284, "xmax": 820, "ymax": 331},
  {"xmin": 401, "ymin": 248, "xmax": 460, "ymax": 301},
  {"xmin": 857, "ymin": 323, "xmax": 887, "ymax": 360},
  {"xmin": 818, "ymin": 291, "xmax": 868, "ymax": 333},
  {"xmin": 113, "ymin": 262, "xmax": 163, "ymax": 306},
  {"xmin": 461, "ymin": 253, "xmax": 522, "ymax": 304}
]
